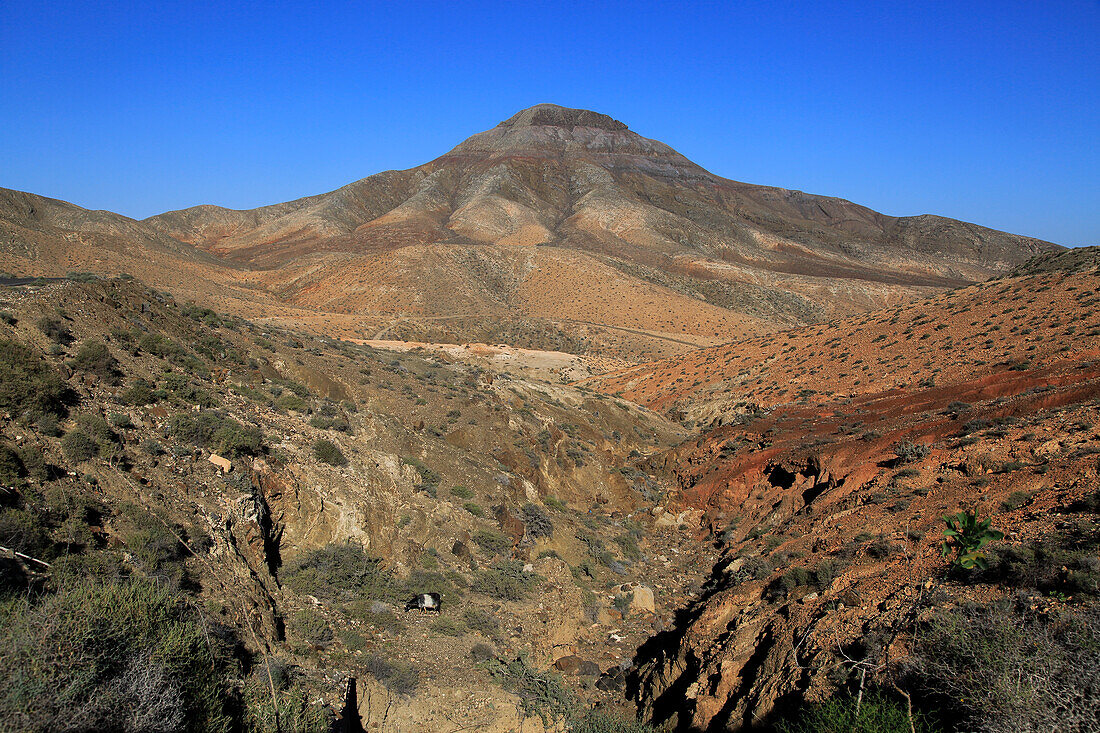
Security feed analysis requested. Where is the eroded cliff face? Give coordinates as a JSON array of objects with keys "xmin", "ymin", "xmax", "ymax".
[{"xmin": 625, "ymin": 356, "xmax": 1100, "ymax": 730}]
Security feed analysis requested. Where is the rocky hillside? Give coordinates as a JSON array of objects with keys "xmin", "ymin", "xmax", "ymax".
[
  {"xmin": 595, "ymin": 247, "xmax": 1100, "ymax": 730},
  {"xmin": 1, "ymin": 256, "xmax": 1096, "ymax": 731},
  {"xmin": 0, "ymin": 276, "xmax": 717, "ymax": 732},
  {"xmin": 2, "ymin": 104, "xmax": 1061, "ymax": 360}
]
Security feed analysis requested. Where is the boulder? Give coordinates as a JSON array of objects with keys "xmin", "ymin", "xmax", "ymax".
[
  {"xmin": 208, "ymin": 453, "xmax": 232, "ymax": 473},
  {"xmin": 630, "ymin": 585, "xmax": 655, "ymax": 614},
  {"xmin": 553, "ymin": 655, "xmax": 582, "ymax": 674}
]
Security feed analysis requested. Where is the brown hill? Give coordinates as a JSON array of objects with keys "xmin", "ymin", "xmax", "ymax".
[
  {"xmin": 579, "ymin": 249, "xmax": 1100, "ymax": 729},
  {"xmin": 587, "ymin": 246, "xmax": 1100, "ymax": 425},
  {"xmin": 2, "ymin": 104, "xmax": 1062, "ymax": 359}
]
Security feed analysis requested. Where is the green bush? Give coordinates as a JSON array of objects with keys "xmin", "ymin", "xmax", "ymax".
[
  {"xmin": 275, "ymin": 393, "xmax": 306, "ymax": 412},
  {"xmin": 69, "ymin": 340, "xmax": 121, "ymax": 384},
  {"xmin": 486, "ymin": 655, "xmax": 577, "ymax": 724},
  {"xmin": 462, "ymin": 607, "xmax": 499, "ymax": 635},
  {"xmin": 0, "ymin": 578, "xmax": 234, "ymax": 732},
  {"xmin": 120, "ymin": 378, "xmax": 156, "ymax": 406},
  {"xmin": 473, "ymin": 528, "xmax": 513, "ymax": 555},
  {"xmin": 284, "ymin": 543, "xmax": 402, "ymax": 603},
  {"xmin": 61, "ymin": 430, "xmax": 100, "ymax": 462},
  {"xmin": 138, "ymin": 333, "xmax": 184, "ymax": 360},
  {"xmin": 241, "ymin": 676, "xmax": 331, "ymax": 733},
  {"xmin": 430, "ymin": 615, "xmax": 464, "ymax": 636},
  {"xmin": 906, "ymin": 600, "xmax": 1100, "ymax": 732},
  {"xmin": 290, "ymin": 608, "xmax": 333, "ymax": 649},
  {"xmin": 36, "ymin": 317, "xmax": 72, "ymax": 345},
  {"xmin": 167, "ymin": 412, "xmax": 264, "ymax": 457},
  {"xmin": 0, "ymin": 339, "xmax": 70, "ymax": 420},
  {"xmin": 470, "ymin": 560, "xmax": 542, "ymax": 600},
  {"xmin": 774, "ymin": 691, "xmax": 938, "ymax": 733},
  {"xmin": 1000, "ymin": 491, "xmax": 1034, "ymax": 511},
  {"xmin": 0, "ymin": 507, "xmax": 51, "ymax": 559},
  {"xmin": 161, "ymin": 372, "xmax": 216, "ymax": 407},
  {"xmin": 364, "ymin": 655, "xmax": 419, "ymax": 696},
  {"xmin": 312, "ymin": 439, "xmax": 347, "ymax": 466},
  {"xmin": 893, "ymin": 441, "xmax": 930, "ymax": 465},
  {"xmin": 450, "ymin": 485, "xmax": 474, "ymax": 500},
  {"xmin": 983, "ymin": 535, "xmax": 1100, "ymax": 599},
  {"xmin": 522, "ymin": 502, "xmax": 554, "ymax": 537},
  {"xmin": 0, "ymin": 445, "xmax": 25, "ymax": 487},
  {"xmin": 571, "ymin": 710, "xmax": 656, "ymax": 733}
]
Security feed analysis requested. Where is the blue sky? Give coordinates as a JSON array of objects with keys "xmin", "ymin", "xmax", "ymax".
[{"xmin": 1, "ymin": 1, "xmax": 1097, "ymax": 245}]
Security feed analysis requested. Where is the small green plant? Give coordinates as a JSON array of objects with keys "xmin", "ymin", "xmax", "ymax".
[
  {"xmin": 312, "ymin": 439, "xmax": 347, "ymax": 466},
  {"xmin": 941, "ymin": 510, "xmax": 1004, "ymax": 570},
  {"xmin": 291, "ymin": 608, "xmax": 333, "ymax": 649}
]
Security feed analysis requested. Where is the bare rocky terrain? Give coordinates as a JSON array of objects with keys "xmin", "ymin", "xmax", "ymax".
[
  {"xmin": 1, "ymin": 248, "xmax": 1097, "ymax": 732},
  {"xmin": 1, "ymin": 104, "xmax": 1060, "ymax": 363},
  {"xmin": 0, "ymin": 108, "xmax": 1093, "ymax": 733}
]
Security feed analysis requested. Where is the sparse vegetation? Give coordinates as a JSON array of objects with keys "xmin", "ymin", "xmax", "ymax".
[{"xmin": 312, "ymin": 438, "xmax": 347, "ymax": 466}]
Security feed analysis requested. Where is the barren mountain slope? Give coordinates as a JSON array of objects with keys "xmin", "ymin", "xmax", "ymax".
[
  {"xmin": 142, "ymin": 103, "xmax": 1060, "ymax": 342},
  {"xmin": 589, "ymin": 247, "xmax": 1100, "ymax": 426},
  {"xmin": 586, "ymin": 248, "xmax": 1100, "ymax": 730},
  {"xmin": 2, "ymin": 104, "xmax": 1063, "ymax": 360}
]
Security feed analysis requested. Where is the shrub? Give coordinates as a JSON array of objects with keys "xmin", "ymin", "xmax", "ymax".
[
  {"xmin": 140, "ymin": 438, "xmax": 165, "ymax": 456},
  {"xmin": 36, "ymin": 316, "xmax": 72, "ymax": 345},
  {"xmin": 137, "ymin": 333, "xmax": 184, "ymax": 361},
  {"xmin": 0, "ymin": 339, "xmax": 70, "ymax": 420},
  {"xmin": 167, "ymin": 412, "xmax": 264, "ymax": 457},
  {"xmin": 470, "ymin": 560, "xmax": 542, "ymax": 601},
  {"xmin": 463, "ymin": 502, "xmax": 484, "ymax": 517},
  {"xmin": 284, "ymin": 543, "xmax": 401, "ymax": 603},
  {"xmin": 69, "ymin": 340, "xmax": 121, "ymax": 384},
  {"xmin": 462, "ymin": 608, "xmax": 499, "ymax": 635},
  {"xmin": 893, "ymin": 441, "xmax": 930, "ymax": 465},
  {"xmin": 521, "ymin": 503, "xmax": 554, "ymax": 538},
  {"xmin": 1000, "ymin": 491, "xmax": 1033, "ymax": 511},
  {"xmin": 905, "ymin": 600, "xmax": 1100, "ymax": 732},
  {"xmin": 364, "ymin": 655, "xmax": 419, "ymax": 696},
  {"xmin": 544, "ymin": 495, "xmax": 568, "ymax": 512},
  {"xmin": 312, "ymin": 439, "xmax": 347, "ymax": 466},
  {"xmin": 571, "ymin": 710, "xmax": 657, "ymax": 733},
  {"xmin": 430, "ymin": 615, "xmax": 464, "ymax": 636},
  {"xmin": 487, "ymin": 655, "xmax": 577, "ymax": 723},
  {"xmin": 983, "ymin": 535, "xmax": 1100, "ymax": 599},
  {"xmin": 473, "ymin": 529, "xmax": 513, "ymax": 556},
  {"xmin": 614, "ymin": 532, "xmax": 641, "ymax": 561},
  {"xmin": 108, "ymin": 412, "xmax": 133, "ymax": 429},
  {"xmin": 120, "ymin": 378, "xmax": 156, "ymax": 406},
  {"xmin": 0, "ymin": 507, "xmax": 51, "ymax": 559},
  {"xmin": 774, "ymin": 691, "xmax": 938, "ymax": 733},
  {"xmin": 290, "ymin": 609, "xmax": 333, "ymax": 649},
  {"xmin": 0, "ymin": 445, "xmax": 25, "ymax": 487},
  {"xmin": 61, "ymin": 430, "xmax": 100, "ymax": 462},
  {"xmin": 241, "ymin": 676, "xmax": 331, "ymax": 733},
  {"xmin": 275, "ymin": 393, "xmax": 306, "ymax": 412},
  {"xmin": 0, "ymin": 578, "xmax": 234, "ymax": 732},
  {"xmin": 469, "ymin": 642, "xmax": 495, "ymax": 662},
  {"xmin": 450, "ymin": 485, "xmax": 474, "ymax": 500}
]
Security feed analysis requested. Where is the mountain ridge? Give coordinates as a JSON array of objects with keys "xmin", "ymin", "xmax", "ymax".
[{"xmin": 1, "ymin": 104, "xmax": 1063, "ymax": 358}]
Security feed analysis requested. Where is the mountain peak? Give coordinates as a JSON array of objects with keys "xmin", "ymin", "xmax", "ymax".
[{"xmin": 499, "ymin": 104, "xmax": 628, "ymax": 132}]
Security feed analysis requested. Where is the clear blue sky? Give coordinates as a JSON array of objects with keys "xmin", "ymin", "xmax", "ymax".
[{"xmin": 1, "ymin": 1, "xmax": 1097, "ymax": 245}]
